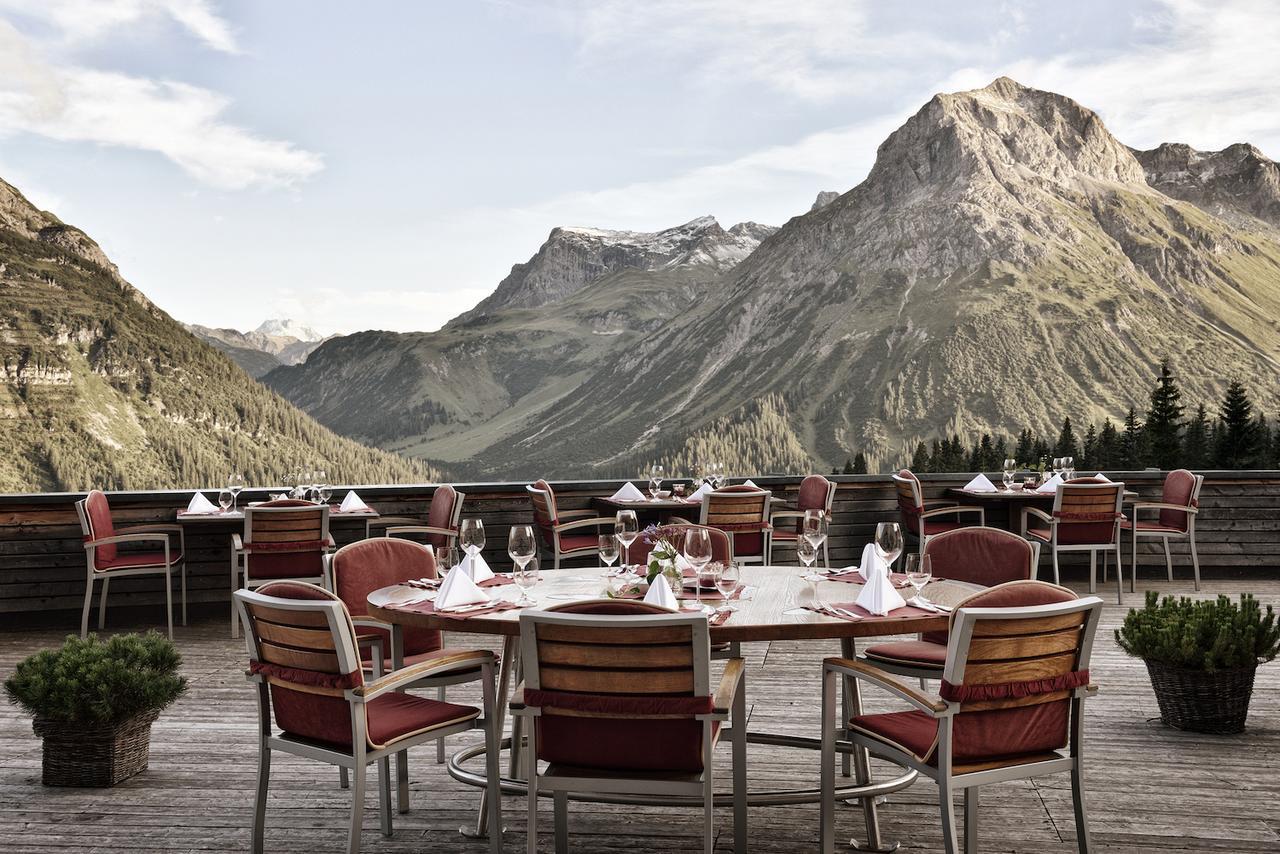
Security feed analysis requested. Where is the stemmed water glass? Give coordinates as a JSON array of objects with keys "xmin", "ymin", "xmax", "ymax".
[
  {"xmin": 1063, "ymin": 456, "xmax": 1075, "ymax": 479},
  {"xmin": 227, "ymin": 473, "xmax": 245, "ymax": 512},
  {"xmin": 715, "ymin": 561, "xmax": 740, "ymax": 614},
  {"xmin": 315, "ymin": 470, "xmax": 330, "ymax": 505},
  {"xmin": 648, "ymin": 465, "xmax": 664, "ymax": 501},
  {"xmin": 437, "ymin": 545, "xmax": 457, "ymax": 572},
  {"xmin": 803, "ymin": 510, "xmax": 828, "ymax": 565},
  {"xmin": 875, "ymin": 521, "xmax": 904, "ymax": 570},
  {"xmin": 598, "ymin": 534, "xmax": 619, "ymax": 574},
  {"xmin": 905, "ymin": 553, "xmax": 933, "ymax": 606},
  {"xmin": 218, "ymin": 488, "xmax": 233, "ymax": 514},
  {"xmin": 514, "ymin": 556, "xmax": 540, "ymax": 606},
  {"xmin": 1052, "ymin": 458, "xmax": 1064, "ymax": 478},
  {"xmin": 683, "ymin": 528, "xmax": 713, "ymax": 614},
  {"xmin": 460, "ymin": 518, "xmax": 485, "ymax": 569},
  {"xmin": 615, "ymin": 510, "xmax": 639, "ymax": 573},
  {"xmin": 1002, "ymin": 459, "xmax": 1017, "ymax": 490},
  {"xmin": 508, "ymin": 525, "xmax": 536, "ymax": 595}
]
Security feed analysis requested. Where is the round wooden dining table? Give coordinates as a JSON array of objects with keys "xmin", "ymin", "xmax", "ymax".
[{"xmin": 368, "ymin": 565, "xmax": 982, "ymax": 851}]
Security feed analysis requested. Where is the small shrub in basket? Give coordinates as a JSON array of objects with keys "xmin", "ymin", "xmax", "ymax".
[
  {"xmin": 4, "ymin": 632, "xmax": 187, "ymax": 786},
  {"xmin": 1116, "ymin": 592, "xmax": 1280, "ymax": 734}
]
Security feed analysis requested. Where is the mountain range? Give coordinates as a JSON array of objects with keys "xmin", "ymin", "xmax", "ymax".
[
  {"xmin": 186, "ymin": 319, "xmax": 332, "ymax": 378},
  {"xmin": 265, "ymin": 77, "xmax": 1280, "ymax": 477},
  {"xmin": 0, "ymin": 178, "xmax": 437, "ymax": 492}
]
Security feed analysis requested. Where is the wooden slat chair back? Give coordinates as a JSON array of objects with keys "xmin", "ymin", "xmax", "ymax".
[
  {"xmin": 1024, "ymin": 482, "xmax": 1125, "ymax": 600},
  {"xmin": 232, "ymin": 501, "xmax": 333, "ymax": 637},
  {"xmin": 699, "ymin": 486, "xmax": 772, "ymax": 563},
  {"xmin": 245, "ymin": 502, "xmax": 330, "ymax": 548},
  {"xmin": 892, "ymin": 469, "xmax": 985, "ymax": 555},
  {"xmin": 525, "ymin": 479, "xmax": 614, "ymax": 570}
]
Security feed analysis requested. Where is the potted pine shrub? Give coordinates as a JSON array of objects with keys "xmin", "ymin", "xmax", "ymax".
[
  {"xmin": 1116, "ymin": 592, "xmax": 1279, "ymax": 734},
  {"xmin": 4, "ymin": 632, "xmax": 187, "ymax": 786}
]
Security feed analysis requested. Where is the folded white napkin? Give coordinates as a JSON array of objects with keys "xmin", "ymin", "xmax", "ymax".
[
  {"xmin": 1094, "ymin": 472, "xmax": 1112, "ymax": 483},
  {"xmin": 689, "ymin": 482, "xmax": 712, "ymax": 501},
  {"xmin": 186, "ymin": 491, "xmax": 218, "ymax": 514},
  {"xmin": 459, "ymin": 550, "xmax": 495, "ymax": 583},
  {"xmin": 643, "ymin": 576, "xmax": 678, "ymax": 609},
  {"xmin": 964, "ymin": 473, "xmax": 998, "ymax": 493},
  {"xmin": 645, "ymin": 550, "xmax": 695, "ymax": 573},
  {"xmin": 856, "ymin": 555, "xmax": 906, "ymax": 616},
  {"xmin": 609, "ymin": 482, "xmax": 647, "ymax": 502},
  {"xmin": 435, "ymin": 566, "xmax": 492, "ymax": 609},
  {"xmin": 339, "ymin": 491, "xmax": 370, "ymax": 512},
  {"xmin": 1036, "ymin": 473, "xmax": 1064, "ymax": 494},
  {"xmin": 857, "ymin": 542, "xmax": 890, "ymax": 580},
  {"xmin": 742, "ymin": 478, "xmax": 758, "ymax": 488}
]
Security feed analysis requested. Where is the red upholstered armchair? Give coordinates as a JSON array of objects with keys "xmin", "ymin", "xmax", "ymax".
[
  {"xmin": 231, "ymin": 500, "xmax": 335, "ymax": 637},
  {"xmin": 892, "ymin": 470, "xmax": 985, "ymax": 556},
  {"xmin": 1022, "ymin": 481, "xmax": 1125, "ymax": 602},
  {"xmin": 526, "ymin": 479, "xmax": 614, "ymax": 570},
  {"xmin": 862, "ymin": 527, "xmax": 1040, "ymax": 681},
  {"xmin": 696, "ymin": 485, "xmax": 772, "ymax": 565},
  {"xmin": 821, "ymin": 581, "xmax": 1103, "ymax": 854},
  {"xmin": 769, "ymin": 474, "xmax": 837, "ymax": 568},
  {"xmin": 1121, "ymin": 469, "xmax": 1203, "ymax": 592},
  {"xmin": 511, "ymin": 601, "xmax": 747, "ymax": 854},
  {"xmin": 75, "ymin": 489, "xmax": 186, "ymax": 639},
  {"xmin": 234, "ymin": 582, "xmax": 501, "ymax": 854},
  {"xmin": 368, "ymin": 484, "xmax": 465, "ymax": 554}
]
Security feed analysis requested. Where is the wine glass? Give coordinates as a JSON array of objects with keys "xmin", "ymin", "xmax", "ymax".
[
  {"xmin": 1002, "ymin": 459, "xmax": 1017, "ymax": 489},
  {"xmin": 514, "ymin": 555, "xmax": 539, "ymax": 606},
  {"xmin": 315, "ymin": 470, "xmax": 330, "ymax": 504},
  {"xmin": 437, "ymin": 545, "xmax": 457, "ymax": 573},
  {"xmin": 218, "ymin": 488, "xmax": 233, "ymax": 513},
  {"xmin": 1052, "ymin": 458, "xmax": 1064, "ymax": 478},
  {"xmin": 715, "ymin": 561, "xmax": 740, "ymax": 613},
  {"xmin": 905, "ymin": 553, "xmax": 933, "ymax": 605},
  {"xmin": 875, "ymin": 521, "xmax": 904, "ymax": 569},
  {"xmin": 598, "ymin": 533, "xmax": 619, "ymax": 573},
  {"xmin": 803, "ymin": 509, "xmax": 828, "ymax": 553},
  {"xmin": 615, "ymin": 510, "xmax": 639, "ymax": 571},
  {"xmin": 797, "ymin": 536, "xmax": 818, "ymax": 572},
  {"xmin": 683, "ymin": 528, "xmax": 713, "ymax": 614},
  {"xmin": 1064, "ymin": 456, "xmax": 1075, "ymax": 479},
  {"xmin": 460, "ymin": 518, "xmax": 486, "ymax": 565},
  {"xmin": 508, "ymin": 525, "xmax": 536, "ymax": 581},
  {"xmin": 227, "ymin": 473, "xmax": 245, "ymax": 511},
  {"xmin": 648, "ymin": 464, "xmax": 664, "ymax": 501}
]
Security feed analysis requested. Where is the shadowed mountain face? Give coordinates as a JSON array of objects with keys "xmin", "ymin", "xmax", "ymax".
[
  {"xmin": 1133, "ymin": 142, "xmax": 1280, "ymax": 234},
  {"xmin": 271, "ymin": 77, "xmax": 1280, "ymax": 477},
  {"xmin": 0, "ymin": 178, "xmax": 439, "ymax": 492}
]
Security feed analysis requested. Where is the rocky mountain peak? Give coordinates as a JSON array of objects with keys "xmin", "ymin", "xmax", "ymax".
[
  {"xmin": 255, "ymin": 318, "xmax": 324, "ymax": 342},
  {"xmin": 811, "ymin": 191, "xmax": 840, "ymax": 211},
  {"xmin": 453, "ymin": 215, "xmax": 775, "ymax": 324},
  {"xmin": 1133, "ymin": 141, "xmax": 1280, "ymax": 230}
]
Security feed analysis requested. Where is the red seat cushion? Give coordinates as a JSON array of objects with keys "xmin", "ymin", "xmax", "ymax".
[
  {"xmin": 96, "ymin": 550, "xmax": 182, "ymax": 571},
  {"xmin": 771, "ymin": 528, "xmax": 799, "ymax": 541},
  {"xmin": 1119, "ymin": 519, "xmax": 1185, "ymax": 534},
  {"xmin": 537, "ymin": 716, "xmax": 714, "ymax": 773},
  {"xmin": 1028, "ymin": 523, "xmax": 1115, "ymax": 546},
  {"xmin": 922, "ymin": 520, "xmax": 964, "ymax": 536},
  {"xmin": 247, "ymin": 550, "xmax": 327, "ymax": 579},
  {"xmin": 851, "ymin": 702, "xmax": 1071, "ymax": 765},
  {"xmin": 863, "ymin": 640, "xmax": 947, "ymax": 668},
  {"xmin": 559, "ymin": 533, "xmax": 601, "ymax": 553},
  {"xmin": 271, "ymin": 686, "xmax": 477, "ymax": 750},
  {"xmin": 850, "ymin": 709, "xmax": 939, "ymax": 760}
]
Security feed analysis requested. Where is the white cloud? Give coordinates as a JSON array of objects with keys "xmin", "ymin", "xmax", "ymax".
[
  {"xmin": 0, "ymin": 12, "xmax": 321, "ymax": 189},
  {"xmin": 267, "ymin": 286, "xmax": 495, "ymax": 336},
  {"xmin": 0, "ymin": 0, "xmax": 238, "ymax": 52}
]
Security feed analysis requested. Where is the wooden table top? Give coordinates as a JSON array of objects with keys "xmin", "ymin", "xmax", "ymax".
[
  {"xmin": 176, "ymin": 506, "xmax": 378, "ymax": 522},
  {"xmin": 592, "ymin": 496, "xmax": 702, "ymax": 512},
  {"xmin": 945, "ymin": 487, "xmax": 1139, "ymax": 502},
  {"xmin": 367, "ymin": 565, "xmax": 981, "ymax": 643}
]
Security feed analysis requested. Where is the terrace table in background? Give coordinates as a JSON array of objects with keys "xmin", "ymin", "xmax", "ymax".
[
  {"xmin": 945, "ymin": 485, "xmax": 1138, "ymax": 533},
  {"xmin": 369, "ymin": 565, "xmax": 982, "ymax": 850},
  {"xmin": 175, "ymin": 504, "xmax": 379, "ymax": 524},
  {"xmin": 591, "ymin": 495, "xmax": 701, "ymax": 522}
]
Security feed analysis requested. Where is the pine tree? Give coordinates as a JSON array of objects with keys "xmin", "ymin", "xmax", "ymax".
[
  {"xmin": 977, "ymin": 434, "xmax": 996, "ymax": 471},
  {"xmin": 1216, "ymin": 380, "xmax": 1259, "ymax": 469},
  {"xmin": 841, "ymin": 458, "xmax": 855, "ymax": 474},
  {"xmin": 1121, "ymin": 407, "xmax": 1145, "ymax": 469},
  {"xmin": 1055, "ymin": 417, "xmax": 1080, "ymax": 461},
  {"xmin": 993, "ymin": 436, "xmax": 1009, "ymax": 468},
  {"xmin": 1031, "ymin": 437, "xmax": 1051, "ymax": 464},
  {"xmin": 928, "ymin": 440, "xmax": 943, "ymax": 473},
  {"xmin": 852, "ymin": 452, "xmax": 869, "ymax": 474},
  {"xmin": 910, "ymin": 442, "xmax": 929, "ymax": 473},
  {"xmin": 1014, "ymin": 429, "xmax": 1034, "ymax": 464},
  {"xmin": 1097, "ymin": 419, "xmax": 1119, "ymax": 470},
  {"xmin": 1145, "ymin": 359, "xmax": 1185, "ymax": 470},
  {"xmin": 1255, "ymin": 415, "xmax": 1273, "ymax": 469},
  {"xmin": 1081, "ymin": 423, "xmax": 1098, "ymax": 470},
  {"xmin": 1183, "ymin": 403, "xmax": 1211, "ymax": 469}
]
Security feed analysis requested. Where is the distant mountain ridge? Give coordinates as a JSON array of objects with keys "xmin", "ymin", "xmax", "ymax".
[
  {"xmin": 0, "ymin": 177, "xmax": 437, "ymax": 491},
  {"xmin": 268, "ymin": 77, "xmax": 1280, "ymax": 477},
  {"xmin": 187, "ymin": 319, "xmax": 334, "ymax": 378}
]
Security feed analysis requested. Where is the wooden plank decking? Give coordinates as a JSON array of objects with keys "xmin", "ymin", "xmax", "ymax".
[{"xmin": 1, "ymin": 578, "xmax": 1278, "ymax": 853}]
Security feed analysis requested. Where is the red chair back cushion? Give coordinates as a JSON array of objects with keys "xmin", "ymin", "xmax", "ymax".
[
  {"xmin": 1160, "ymin": 469, "xmax": 1197, "ymax": 531},
  {"xmin": 332, "ymin": 539, "xmax": 441, "ymax": 657},
  {"xmin": 895, "ymin": 470, "xmax": 923, "ymax": 535},
  {"xmin": 925, "ymin": 528, "xmax": 1034, "ymax": 586},
  {"xmin": 426, "ymin": 485, "xmax": 458, "ymax": 550},
  {"xmin": 83, "ymin": 490, "xmax": 117, "ymax": 565}
]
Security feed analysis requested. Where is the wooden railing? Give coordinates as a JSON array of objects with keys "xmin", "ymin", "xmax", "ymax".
[{"xmin": 2, "ymin": 471, "xmax": 1276, "ymax": 616}]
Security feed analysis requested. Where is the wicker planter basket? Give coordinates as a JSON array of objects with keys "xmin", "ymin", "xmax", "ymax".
[
  {"xmin": 32, "ymin": 710, "xmax": 160, "ymax": 787},
  {"xmin": 1144, "ymin": 660, "xmax": 1257, "ymax": 734}
]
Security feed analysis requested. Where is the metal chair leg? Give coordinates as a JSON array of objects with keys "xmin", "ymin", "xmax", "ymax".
[
  {"xmin": 252, "ymin": 742, "xmax": 271, "ymax": 854},
  {"xmin": 1052, "ymin": 549, "xmax": 1060, "ymax": 585},
  {"xmin": 377, "ymin": 757, "xmax": 392, "ymax": 837},
  {"xmin": 98, "ymin": 576, "xmax": 111, "ymax": 629},
  {"xmin": 963, "ymin": 787, "xmax": 978, "ymax": 854},
  {"xmin": 181, "ymin": 562, "xmax": 188, "ymax": 626},
  {"xmin": 396, "ymin": 750, "xmax": 409, "ymax": 813},
  {"xmin": 1190, "ymin": 530, "xmax": 1201, "ymax": 591},
  {"xmin": 732, "ymin": 670, "xmax": 748, "ymax": 854},
  {"xmin": 80, "ymin": 575, "xmax": 94, "ymax": 639},
  {"xmin": 339, "ymin": 766, "xmax": 349, "ymax": 789},
  {"xmin": 820, "ymin": 669, "xmax": 837, "ymax": 854},
  {"xmin": 938, "ymin": 777, "xmax": 960, "ymax": 854},
  {"xmin": 1072, "ymin": 765, "xmax": 1093, "ymax": 853},
  {"xmin": 1117, "ymin": 543, "xmax": 1126, "ymax": 602},
  {"xmin": 436, "ymin": 685, "xmax": 447, "ymax": 764},
  {"xmin": 1163, "ymin": 538, "xmax": 1174, "ymax": 582},
  {"xmin": 554, "ymin": 790, "xmax": 569, "ymax": 854},
  {"xmin": 1088, "ymin": 552, "xmax": 1096, "ymax": 594},
  {"xmin": 347, "ymin": 758, "xmax": 366, "ymax": 854},
  {"xmin": 525, "ymin": 718, "xmax": 539, "ymax": 854},
  {"xmin": 164, "ymin": 568, "xmax": 174, "ymax": 640}
]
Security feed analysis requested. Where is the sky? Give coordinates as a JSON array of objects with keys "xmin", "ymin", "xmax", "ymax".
[{"xmin": 2, "ymin": 0, "xmax": 1279, "ymax": 336}]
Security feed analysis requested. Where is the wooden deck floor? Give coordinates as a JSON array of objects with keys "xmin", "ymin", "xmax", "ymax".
[{"xmin": 2, "ymin": 578, "xmax": 1278, "ymax": 853}]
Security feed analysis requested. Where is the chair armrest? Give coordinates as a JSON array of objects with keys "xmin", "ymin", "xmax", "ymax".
[
  {"xmin": 114, "ymin": 523, "xmax": 184, "ymax": 534},
  {"xmin": 324, "ymin": 534, "xmax": 336, "ymax": 549},
  {"xmin": 554, "ymin": 516, "xmax": 614, "ymax": 533},
  {"xmin": 1076, "ymin": 683, "xmax": 1099, "ymax": 698},
  {"xmin": 368, "ymin": 515, "xmax": 427, "ymax": 529},
  {"xmin": 1023, "ymin": 506, "xmax": 1054, "ymax": 525},
  {"xmin": 920, "ymin": 504, "xmax": 982, "ymax": 520},
  {"xmin": 232, "ymin": 533, "xmax": 244, "ymax": 552},
  {"xmin": 667, "ymin": 515, "xmax": 696, "ymax": 526},
  {"xmin": 825, "ymin": 657, "xmax": 949, "ymax": 715},
  {"xmin": 922, "ymin": 499, "xmax": 959, "ymax": 509},
  {"xmin": 384, "ymin": 525, "xmax": 457, "ymax": 539},
  {"xmin": 84, "ymin": 533, "xmax": 170, "ymax": 549},
  {"xmin": 558, "ymin": 509, "xmax": 598, "ymax": 520},
  {"xmin": 354, "ymin": 650, "xmax": 495, "ymax": 701},
  {"xmin": 710, "ymin": 658, "xmax": 745, "ymax": 715},
  {"xmin": 352, "ymin": 616, "xmax": 390, "ymax": 632},
  {"xmin": 509, "ymin": 680, "xmax": 528, "ymax": 712},
  {"xmin": 769, "ymin": 510, "xmax": 806, "ymax": 524},
  {"xmin": 1131, "ymin": 502, "xmax": 1198, "ymax": 515}
]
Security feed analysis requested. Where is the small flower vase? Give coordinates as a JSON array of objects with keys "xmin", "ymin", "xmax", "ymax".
[{"xmin": 664, "ymin": 563, "xmax": 683, "ymax": 597}]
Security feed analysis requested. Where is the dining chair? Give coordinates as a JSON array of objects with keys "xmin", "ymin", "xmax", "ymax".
[
  {"xmin": 366, "ymin": 484, "xmax": 465, "ymax": 553},
  {"xmin": 695, "ymin": 485, "xmax": 772, "ymax": 565},
  {"xmin": 75, "ymin": 489, "xmax": 186, "ymax": 639},
  {"xmin": 821, "ymin": 580, "xmax": 1103, "ymax": 854},
  {"xmin": 527, "ymin": 479, "xmax": 615, "ymax": 570},
  {"xmin": 861, "ymin": 527, "xmax": 1040, "ymax": 683},
  {"xmin": 234, "ymin": 581, "xmax": 502, "ymax": 854},
  {"xmin": 510, "ymin": 600, "xmax": 747, "ymax": 854},
  {"xmin": 1022, "ymin": 481, "xmax": 1125, "ymax": 602},
  {"xmin": 769, "ymin": 474, "xmax": 837, "ymax": 568},
  {"xmin": 330, "ymin": 537, "xmax": 491, "ymax": 770},
  {"xmin": 892, "ymin": 469, "xmax": 985, "ymax": 556},
  {"xmin": 1121, "ymin": 469, "xmax": 1203, "ymax": 592},
  {"xmin": 231, "ymin": 499, "xmax": 334, "ymax": 637}
]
